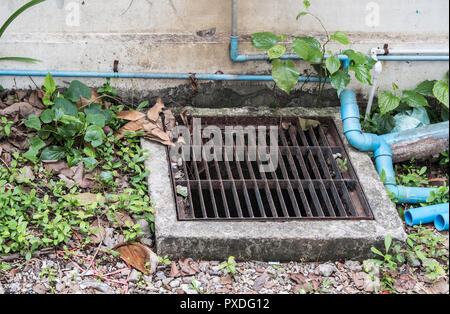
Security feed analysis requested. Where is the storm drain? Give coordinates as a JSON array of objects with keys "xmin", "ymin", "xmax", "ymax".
[{"xmin": 167, "ymin": 116, "xmax": 373, "ymax": 221}]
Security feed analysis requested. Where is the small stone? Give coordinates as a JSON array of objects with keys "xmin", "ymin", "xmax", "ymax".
[
  {"xmin": 180, "ymin": 284, "xmax": 198, "ymax": 295},
  {"xmin": 128, "ymin": 269, "xmax": 140, "ymax": 283},
  {"xmin": 170, "ymin": 278, "xmax": 181, "ymax": 288},
  {"xmin": 0, "ymin": 284, "xmax": 5, "ymax": 294},
  {"xmin": 162, "ymin": 278, "xmax": 173, "ymax": 286},
  {"xmin": 155, "ymin": 271, "xmax": 166, "ymax": 280},
  {"xmin": 182, "ymin": 276, "xmax": 194, "ymax": 284},
  {"xmin": 344, "ymin": 261, "xmax": 362, "ymax": 272},
  {"xmin": 318, "ymin": 263, "xmax": 336, "ymax": 277}
]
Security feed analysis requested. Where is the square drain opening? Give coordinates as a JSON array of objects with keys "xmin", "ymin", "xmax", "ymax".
[{"xmin": 166, "ymin": 116, "xmax": 373, "ymax": 221}]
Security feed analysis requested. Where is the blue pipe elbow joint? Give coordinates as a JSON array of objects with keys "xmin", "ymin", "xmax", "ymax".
[{"xmin": 435, "ymin": 212, "xmax": 450, "ymax": 231}]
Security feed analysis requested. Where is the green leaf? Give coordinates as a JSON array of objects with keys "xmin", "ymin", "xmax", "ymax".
[
  {"xmin": 23, "ymin": 137, "xmax": 46, "ymax": 163},
  {"xmin": 84, "ymin": 103, "xmax": 113, "ymax": 124},
  {"xmin": 384, "ymin": 234, "xmax": 392, "ymax": 253},
  {"xmin": 271, "ymin": 59, "xmax": 300, "ymax": 94},
  {"xmin": 41, "ymin": 146, "xmax": 66, "ymax": 161},
  {"xmin": 40, "ymin": 109, "xmax": 55, "ymax": 123},
  {"xmin": 292, "ymin": 37, "xmax": 323, "ymax": 63},
  {"xmin": 24, "ymin": 114, "xmax": 41, "ymax": 131},
  {"xmin": 64, "ymin": 80, "xmax": 92, "ymax": 102},
  {"xmin": 84, "ymin": 125, "xmax": 105, "ymax": 147},
  {"xmin": 296, "ymin": 11, "xmax": 308, "ymax": 20},
  {"xmin": 303, "ymin": 0, "xmax": 311, "ymax": 9},
  {"xmin": 43, "ymin": 73, "xmax": 56, "ymax": 95},
  {"xmin": 250, "ymin": 32, "xmax": 280, "ymax": 50},
  {"xmin": 280, "ymin": 33, "xmax": 287, "ymax": 42},
  {"xmin": 325, "ymin": 56, "xmax": 341, "ymax": 75},
  {"xmin": 350, "ymin": 64, "xmax": 372, "ymax": 86},
  {"xmin": 379, "ymin": 91, "xmax": 401, "ymax": 115},
  {"xmin": 401, "ymin": 90, "xmax": 429, "ymax": 108},
  {"xmin": 0, "ymin": 57, "xmax": 39, "ymax": 63},
  {"xmin": 82, "ymin": 157, "xmax": 98, "ymax": 169},
  {"xmin": 57, "ymin": 122, "xmax": 80, "ymax": 138},
  {"xmin": 373, "ymin": 113, "xmax": 395, "ymax": 134},
  {"xmin": 330, "ymin": 70, "xmax": 350, "ymax": 96},
  {"xmin": 54, "ymin": 97, "xmax": 78, "ymax": 117},
  {"xmin": 433, "ymin": 80, "xmax": 449, "ymax": 108},
  {"xmin": 371, "ymin": 247, "xmax": 384, "ymax": 257},
  {"xmin": 0, "ymin": 0, "xmax": 46, "ymax": 38},
  {"xmin": 414, "ymin": 80, "xmax": 436, "ymax": 97},
  {"xmin": 343, "ymin": 49, "xmax": 367, "ymax": 65},
  {"xmin": 86, "ymin": 113, "xmax": 106, "ymax": 128},
  {"xmin": 330, "ymin": 31, "xmax": 350, "ymax": 45},
  {"xmin": 267, "ymin": 45, "xmax": 286, "ymax": 59}
]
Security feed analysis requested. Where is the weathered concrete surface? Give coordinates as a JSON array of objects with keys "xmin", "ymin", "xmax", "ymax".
[
  {"xmin": 1, "ymin": 0, "xmax": 448, "ymax": 96},
  {"xmin": 142, "ymin": 107, "xmax": 407, "ymax": 262}
]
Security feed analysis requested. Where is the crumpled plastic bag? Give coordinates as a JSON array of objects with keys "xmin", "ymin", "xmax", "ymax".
[{"xmin": 391, "ymin": 107, "xmax": 430, "ymax": 133}]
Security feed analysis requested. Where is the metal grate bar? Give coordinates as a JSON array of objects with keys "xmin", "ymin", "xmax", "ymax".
[{"xmin": 168, "ymin": 116, "xmax": 373, "ymax": 221}]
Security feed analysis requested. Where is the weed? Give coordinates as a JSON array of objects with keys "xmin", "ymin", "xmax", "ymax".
[{"xmin": 218, "ymin": 256, "xmax": 238, "ymax": 275}]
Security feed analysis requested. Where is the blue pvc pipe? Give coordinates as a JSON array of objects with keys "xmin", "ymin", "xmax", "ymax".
[
  {"xmin": 230, "ymin": 36, "xmax": 350, "ymax": 64},
  {"xmin": 405, "ymin": 203, "xmax": 449, "ymax": 226},
  {"xmin": 0, "ymin": 69, "xmax": 328, "ymax": 82},
  {"xmin": 434, "ymin": 212, "xmax": 449, "ymax": 231},
  {"xmin": 340, "ymin": 90, "xmax": 441, "ymax": 204},
  {"xmin": 377, "ymin": 55, "xmax": 449, "ymax": 61}
]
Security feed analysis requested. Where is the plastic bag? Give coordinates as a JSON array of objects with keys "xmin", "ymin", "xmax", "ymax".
[{"xmin": 391, "ymin": 107, "xmax": 430, "ymax": 133}]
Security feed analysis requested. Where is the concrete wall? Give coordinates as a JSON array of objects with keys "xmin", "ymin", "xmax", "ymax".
[{"xmin": 0, "ymin": 0, "xmax": 449, "ymax": 101}]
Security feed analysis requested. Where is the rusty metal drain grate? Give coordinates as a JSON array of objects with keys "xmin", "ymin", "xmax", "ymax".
[{"xmin": 167, "ymin": 116, "xmax": 373, "ymax": 221}]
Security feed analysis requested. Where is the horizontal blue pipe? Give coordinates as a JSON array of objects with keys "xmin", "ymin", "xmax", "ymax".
[
  {"xmin": 405, "ymin": 203, "xmax": 449, "ymax": 226},
  {"xmin": 230, "ymin": 36, "xmax": 449, "ymax": 63},
  {"xmin": 435, "ymin": 212, "xmax": 449, "ymax": 231},
  {"xmin": 230, "ymin": 36, "xmax": 350, "ymax": 64},
  {"xmin": 340, "ymin": 90, "xmax": 441, "ymax": 204},
  {"xmin": 377, "ymin": 55, "xmax": 449, "ymax": 61},
  {"xmin": 0, "ymin": 69, "xmax": 328, "ymax": 82},
  {"xmin": 380, "ymin": 121, "xmax": 450, "ymax": 147}
]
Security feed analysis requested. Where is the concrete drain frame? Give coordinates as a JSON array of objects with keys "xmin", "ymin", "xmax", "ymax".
[{"xmin": 142, "ymin": 106, "xmax": 407, "ymax": 262}]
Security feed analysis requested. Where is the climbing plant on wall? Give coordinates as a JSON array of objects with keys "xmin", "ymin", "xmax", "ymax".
[{"xmin": 250, "ymin": 0, "xmax": 376, "ymax": 104}]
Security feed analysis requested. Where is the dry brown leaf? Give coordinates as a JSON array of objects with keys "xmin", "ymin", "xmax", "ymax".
[
  {"xmin": 90, "ymin": 219, "xmax": 106, "ymax": 244},
  {"xmin": 170, "ymin": 261, "xmax": 181, "ymax": 278},
  {"xmin": 73, "ymin": 193, "xmax": 106, "ymax": 205},
  {"xmin": 298, "ymin": 117, "xmax": 320, "ymax": 131},
  {"xmin": 178, "ymin": 259, "xmax": 197, "ymax": 276},
  {"xmin": 180, "ymin": 109, "xmax": 189, "ymax": 126},
  {"xmin": 111, "ymin": 212, "xmax": 135, "ymax": 228},
  {"xmin": 115, "ymin": 119, "xmax": 148, "ymax": 140},
  {"xmin": 147, "ymin": 98, "xmax": 165, "ymax": 122},
  {"xmin": 164, "ymin": 109, "xmax": 176, "ymax": 132},
  {"xmin": 77, "ymin": 89, "xmax": 100, "ymax": 108},
  {"xmin": 113, "ymin": 242, "xmax": 156, "ymax": 275},
  {"xmin": 116, "ymin": 110, "xmax": 146, "ymax": 121},
  {"xmin": 143, "ymin": 122, "xmax": 175, "ymax": 146}
]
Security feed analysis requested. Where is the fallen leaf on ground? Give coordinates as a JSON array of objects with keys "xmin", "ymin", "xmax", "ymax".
[
  {"xmin": 116, "ymin": 110, "xmax": 146, "ymax": 121},
  {"xmin": 180, "ymin": 109, "xmax": 189, "ymax": 126},
  {"xmin": 253, "ymin": 273, "xmax": 268, "ymax": 291},
  {"xmin": 113, "ymin": 242, "xmax": 158, "ymax": 275},
  {"xmin": 178, "ymin": 259, "xmax": 197, "ymax": 276},
  {"xmin": 147, "ymin": 98, "xmax": 165, "ymax": 122},
  {"xmin": 110, "ymin": 212, "xmax": 135, "ymax": 228},
  {"xmin": 143, "ymin": 121, "xmax": 175, "ymax": 146},
  {"xmin": 44, "ymin": 160, "xmax": 73, "ymax": 177},
  {"xmin": 170, "ymin": 261, "xmax": 181, "ymax": 278},
  {"xmin": 0, "ymin": 102, "xmax": 42, "ymax": 119},
  {"xmin": 164, "ymin": 109, "xmax": 176, "ymax": 132},
  {"xmin": 89, "ymin": 219, "xmax": 106, "ymax": 244},
  {"xmin": 72, "ymin": 193, "xmax": 106, "ymax": 205},
  {"xmin": 115, "ymin": 119, "xmax": 148, "ymax": 140},
  {"xmin": 298, "ymin": 117, "xmax": 320, "ymax": 131}
]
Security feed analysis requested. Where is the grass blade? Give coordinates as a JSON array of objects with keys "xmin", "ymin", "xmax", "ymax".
[
  {"xmin": 0, "ymin": 57, "xmax": 40, "ymax": 63},
  {"xmin": 0, "ymin": 0, "xmax": 46, "ymax": 38}
]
